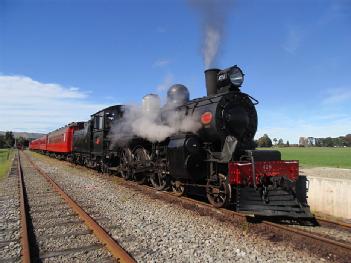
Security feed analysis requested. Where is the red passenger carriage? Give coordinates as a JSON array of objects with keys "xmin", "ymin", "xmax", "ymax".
[
  {"xmin": 47, "ymin": 125, "xmax": 74, "ymax": 153},
  {"xmin": 29, "ymin": 135, "xmax": 47, "ymax": 151},
  {"xmin": 45, "ymin": 122, "xmax": 84, "ymax": 158},
  {"xmin": 29, "ymin": 122, "xmax": 84, "ymax": 158}
]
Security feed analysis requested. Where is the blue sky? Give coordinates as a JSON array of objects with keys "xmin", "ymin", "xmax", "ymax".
[{"xmin": 0, "ymin": 0, "xmax": 350, "ymax": 143}]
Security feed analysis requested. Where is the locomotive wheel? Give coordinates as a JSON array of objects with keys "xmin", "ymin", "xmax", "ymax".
[
  {"xmin": 133, "ymin": 147, "xmax": 149, "ymax": 185},
  {"xmin": 206, "ymin": 174, "xmax": 231, "ymax": 208},
  {"xmin": 171, "ymin": 180, "xmax": 186, "ymax": 196},
  {"xmin": 101, "ymin": 162, "xmax": 109, "ymax": 174},
  {"xmin": 120, "ymin": 148, "xmax": 133, "ymax": 180},
  {"xmin": 150, "ymin": 159, "xmax": 169, "ymax": 191},
  {"xmin": 150, "ymin": 172, "xmax": 169, "ymax": 191}
]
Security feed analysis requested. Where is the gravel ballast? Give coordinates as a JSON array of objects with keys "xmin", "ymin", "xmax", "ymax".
[
  {"xmin": 0, "ymin": 156, "xmax": 21, "ymax": 263},
  {"xmin": 28, "ymin": 152, "xmax": 329, "ymax": 263}
]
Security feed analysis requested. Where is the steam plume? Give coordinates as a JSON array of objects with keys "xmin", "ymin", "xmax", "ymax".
[
  {"xmin": 108, "ymin": 104, "xmax": 201, "ymax": 147},
  {"xmin": 190, "ymin": 0, "xmax": 234, "ymax": 68}
]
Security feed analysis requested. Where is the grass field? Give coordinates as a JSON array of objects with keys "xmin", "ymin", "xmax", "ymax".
[
  {"xmin": 260, "ymin": 147, "xmax": 351, "ymax": 168},
  {"xmin": 0, "ymin": 149, "xmax": 13, "ymax": 181}
]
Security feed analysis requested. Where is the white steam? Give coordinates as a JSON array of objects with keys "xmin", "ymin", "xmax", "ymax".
[
  {"xmin": 190, "ymin": 0, "xmax": 234, "ymax": 68},
  {"xmin": 108, "ymin": 104, "xmax": 201, "ymax": 146},
  {"xmin": 203, "ymin": 25, "xmax": 221, "ymax": 68}
]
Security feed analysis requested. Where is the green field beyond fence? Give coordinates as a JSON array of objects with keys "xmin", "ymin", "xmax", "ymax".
[
  {"xmin": 0, "ymin": 149, "xmax": 13, "ymax": 180},
  {"xmin": 260, "ymin": 147, "xmax": 351, "ymax": 169}
]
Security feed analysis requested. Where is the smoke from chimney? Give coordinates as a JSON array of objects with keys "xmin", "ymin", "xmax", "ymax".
[{"xmin": 190, "ymin": 0, "xmax": 234, "ymax": 68}]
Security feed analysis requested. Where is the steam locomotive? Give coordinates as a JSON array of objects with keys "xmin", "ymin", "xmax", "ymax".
[{"xmin": 30, "ymin": 65, "xmax": 313, "ymax": 219}]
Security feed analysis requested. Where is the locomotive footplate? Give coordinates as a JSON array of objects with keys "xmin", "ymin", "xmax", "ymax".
[{"xmin": 235, "ymin": 186, "xmax": 313, "ymax": 218}]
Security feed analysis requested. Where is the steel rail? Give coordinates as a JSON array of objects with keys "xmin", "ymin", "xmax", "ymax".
[
  {"xmin": 17, "ymin": 151, "xmax": 31, "ymax": 263},
  {"xmin": 316, "ymin": 217, "xmax": 351, "ymax": 229},
  {"xmin": 22, "ymin": 152, "xmax": 135, "ymax": 263},
  {"xmin": 262, "ymin": 220, "xmax": 351, "ymax": 251}
]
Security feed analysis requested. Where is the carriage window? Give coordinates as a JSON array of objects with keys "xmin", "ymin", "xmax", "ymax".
[
  {"xmin": 94, "ymin": 116, "xmax": 103, "ymax": 129},
  {"xmin": 105, "ymin": 112, "xmax": 116, "ymax": 129},
  {"xmin": 99, "ymin": 116, "xmax": 103, "ymax": 129}
]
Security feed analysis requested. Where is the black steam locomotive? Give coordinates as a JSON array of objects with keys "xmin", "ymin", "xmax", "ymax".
[{"xmin": 31, "ymin": 65, "xmax": 313, "ymax": 219}]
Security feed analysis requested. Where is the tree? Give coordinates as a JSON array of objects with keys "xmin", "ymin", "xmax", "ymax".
[
  {"xmin": 273, "ymin": 138, "xmax": 277, "ymax": 146},
  {"xmin": 314, "ymin": 138, "xmax": 322, "ymax": 147},
  {"xmin": 4, "ymin": 131, "xmax": 15, "ymax": 148},
  {"xmin": 278, "ymin": 138, "xmax": 284, "ymax": 146},
  {"xmin": 286, "ymin": 140, "xmax": 290, "ymax": 147},
  {"xmin": 344, "ymin": 134, "xmax": 351, "ymax": 147},
  {"xmin": 253, "ymin": 140, "xmax": 258, "ymax": 148},
  {"xmin": 17, "ymin": 137, "xmax": 30, "ymax": 148},
  {"xmin": 324, "ymin": 137, "xmax": 334, "ymax": 147},
  {"xmin": 0, "ymin": 135, "xmax": 6, "ymax": 148},
  {"xmin": 299, "ymin": 137, "xmax": 307, "ymax": 147},
  {"xmin": 307, "ymin": 137, "xmax": 315, "ymax": 146},
  {"xmin": 257, "ymin": 134, "xmax": 273, "ymax": 147}
]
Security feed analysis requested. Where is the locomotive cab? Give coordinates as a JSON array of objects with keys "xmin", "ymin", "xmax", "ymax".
[{"xmin": 72, "ymin": 105, "xmax": 125, "ymax": 170}]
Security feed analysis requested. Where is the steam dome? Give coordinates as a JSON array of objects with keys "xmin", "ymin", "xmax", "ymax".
[
  {"xmin": 167, "ymin": 84, "xmax": 190, "ymax": 106},
  {"xmin": 142, "ymin": 93, "xmax": 161, "ymax": 117}
]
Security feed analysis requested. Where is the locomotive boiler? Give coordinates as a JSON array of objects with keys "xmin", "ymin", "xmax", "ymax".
[{"xmin": 29, "ymin": 65, "xmax": 313, "ymax": 219}]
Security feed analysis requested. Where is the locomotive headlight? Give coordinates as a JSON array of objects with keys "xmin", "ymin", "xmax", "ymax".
[
  {"xmin": 217, "ymin": 65, "xmax": 244, "ymax": 89},
  {"xmin": 228, "ymin": 66, "xmax": 244, "ymax": 87}
]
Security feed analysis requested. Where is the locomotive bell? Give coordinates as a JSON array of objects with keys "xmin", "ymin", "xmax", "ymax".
[
  {"xmin": 142, "ymin": 93, "xmax": 161, "ymax": 119},
  {"xmin": 166, "ymin": 84, "xmax": 190, "ymax": 107}
]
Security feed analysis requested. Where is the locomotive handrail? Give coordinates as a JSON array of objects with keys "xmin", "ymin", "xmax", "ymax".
[
  {"xmin": 247, "ymin": 150, "xmax": 257, "ymax": 189},
  {"xmin": 247, "ymin": 94, "xmax": 259, "ymax": 105}
]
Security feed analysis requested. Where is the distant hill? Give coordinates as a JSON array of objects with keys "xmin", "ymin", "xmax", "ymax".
[{"xmin": 0, "ymin": 131, "xmax": 45, "ymax": 139}]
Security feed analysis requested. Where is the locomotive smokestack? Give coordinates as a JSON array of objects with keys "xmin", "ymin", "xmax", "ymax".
[{"xmin": 204, "ymin": 68, "xmax": 220, "ymax": 96}]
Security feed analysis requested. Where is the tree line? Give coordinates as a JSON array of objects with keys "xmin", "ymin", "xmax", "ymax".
[
  {"xmin": 256, "ymin": 134, "xmax": 351, "ymax": 148},
  {"xmin": 0, "ymin": 131, "xmax": 30, "ymax": 148},
  {"xmin": 299, "ymin": 135, "xmax": 351, "ymax": 147}
]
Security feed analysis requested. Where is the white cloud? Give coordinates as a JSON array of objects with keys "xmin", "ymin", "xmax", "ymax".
[
  {"xmin": 322, "ymin": 87, "xmax": 351, "ymax": 104},
  {"xmin": 0, "ymin": 75, "xmax": 108, "ymax": 133},
  {"xmin": 153, "ymin": 59, "xmax": 171, "ymax": 68},
  {"xmin": 283, "ymin": 28, "xmax": 301, "ymax": 54}
]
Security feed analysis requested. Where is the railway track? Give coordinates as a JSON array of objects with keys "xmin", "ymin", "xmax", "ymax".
[
  {"xmin": 136, "ymin": 183, "xmax": 351, "ymax": 261},
  {"xmin": 149, "ymin": 185, "xmax": 351, "ymax": 262},
  {"xmin": 101, "ymin": 167, "xmax": 351, "ymax": 262},
  {"xmin": 27, "ymin": 151, "xmax": 351, "ymax": 262},
  {"xmin": 15, "ymin": 151, "xmax": 135, "ymax": 263}
]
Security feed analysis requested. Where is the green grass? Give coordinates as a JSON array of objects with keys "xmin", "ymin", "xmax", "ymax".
[
  {"xmin": 259, "ymin": 147, "xmax": 351, "ymax": 168},
  {"xmin": 0, "ymin": 149, "xmax": 13, "ymax": 181}
]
